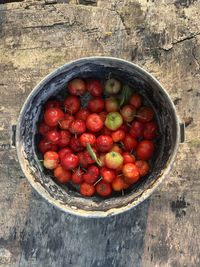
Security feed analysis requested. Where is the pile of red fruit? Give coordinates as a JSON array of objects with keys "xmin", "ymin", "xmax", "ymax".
[{"xmin": 37, "ymin": 77, "xmax": 158, "ymax": 197}]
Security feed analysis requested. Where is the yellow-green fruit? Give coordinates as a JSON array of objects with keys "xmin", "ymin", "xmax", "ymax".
[
  {"xmin": 105, "ymin": 112, "xmax": 123, "ymax": 131},
  {"xmin": 105, "ymin": 78, "xmax": 121, "ymax": 94},
  {"xmin": 105, "ymin": 151, "xmax": 124, "ymax": 169}
]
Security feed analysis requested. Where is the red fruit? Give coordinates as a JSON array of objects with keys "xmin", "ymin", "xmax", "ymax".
[
  {"xmin": 100, "ymin": 167, "xmax": 116, "ymax": 183},
  {"xmin": 83, "ymin": 165, "xmax": 99, "ymax": 184},
  {"xmin": 80, "ymin": 133, "xmax": 96, "ymax": 147},
  {"xmin": 105, "ymin": 97, "xmax": 119, "ymax": 112},
  {"xmin": 87, "ymin": 79, "xmax": 103, "ymax": 97},
  {"xmin": 54, "ymin": 165, "xmax": 71, "ymax": 183},
  {"xmin": 80, "ymin": 182, "xmax": 95, "ymax": 197},
  {"xmin": 119, "ymin": 124, "xmax": 130, "ymax": 133},
  {"xmin": 88, "ymin": 98, "xmax": 105, "ymax": 113},
  {"xmin": 135, "ymin": 160, "xmax": 150, "ymax": 176},
  {"xmin": 64, "ymin": 95, "xmax": 80, "ymax": 114},
  {"xmin": 123, "ymin": 180, "xmax": 130, "ymax": 189},
  {"xmin": 99, "ymin": 111, "xmax": 107, "ymax": 123},
  {"xmin": 44, "ymin": 108, "xmax": 65, "ymax": 127},
  {"xmin": 44, "ymin": 151, "xmax": 59, "ymax": 161},
  {"xmin": 61, "ymin": 153, "xmax": 79, "ymax": 170},
  {"xmin": 77, "ymin": 149, "xmax": 96, "ymax": 167},
  {"xmin": 111, "ymin": 144, "xmax": 123, "ymax": 154},
  {"xmin": 101, "ymin": 127, "xmax": 112, "ymax": 136},
  {"xmin": 96, "ymin": 181, "xmax": 112, "ymax": 197},
  {"xmin": 38, "ymin": 121, "xmax": 55, "ymax": 136},
  {"xmin": 69, "ymin": 119, "xmax": 86, "ymax": 135},
  {"xmin": 46, "ymin": 130, "xmax": 60, "ymax": 144},
  {"xmin": 43, "ymin": 151, "xmax": 59, "ymax": 170},
  {"xmin": 130, "ymin": 121, "xmax": 144, "ymax": 138},
  {"xmin": 136, "ymin": 140, "xmax": 155, "ymax": 160},
  {"xmin": 123, "ymin": 152, "xmax": 136, "ymax": 164},
  {"xmin": 120, "ymin": 104, "xmax": 136, "ymax": 122},
  {"xmin": 83, "ymin": 150, "xmax": 96, "ymax": 164},
  {"xmin": 96, "ymin": 135, "xmax": 113, "ymax": 152},
  {"xmin": 123, "ymin": 134, "xmax": 138, "ymax": 151},
  {"xmin": 112, "ymin": 176, "xmax": 125, "ymax": 191},
  {"xmin": 69, "ymin": 137, "xmax": 84, "ymax": 153},
  {"xmin": 116, "ymin": 164, "xmax": 123, "ymax": 172},
  {"xmin": 38, "ymin": 139, "xmax": 58, "ymax": 154},
  {"xmin": 44, "ymin": 100, "xmax": 61, "ymax": 111},
  {"xmin": 122, "ymin": 163, "xmax": 140, "ymax": 184},
  {"xmin": 75, "ymin": 108, "xmax": 90, "ymax": 121},
  {"xmin": 77, "ymin": 152, "xmax": 89, "ymax": 168},
  {"xmin": 99, "ymin": 153, "xmax": 106, "ymax": 167},
  {"xmin": 68, "ymin": 78, "xmax": 86, "ymax": 96},
  {"xmin": 86, "ymin": 114, "xmax": 104, "ymax": 132},
  {"xmin": 58, "ymin": 147, "xmax": 72, "ymax": 160},
  {"xmin": 105, "ymin": 151, "xmax": 123, "ymax": 169},
  {"xmin": 143, "ymin": 121, "xmax": 158, "ymax": 140},
  {"xmin": 137, "ymin": 106, "xmax": 154, "ymax": 123},
  {"xmin": 57, "ymin": 130, "xmax": 71, "ymax": 147},
  {"xmin": 129, "ymin": 94, "xmax": 142, "ymax": 109},
  {"xmin": 59, "ymin": 114, "xmax": 74, "ymax": 130},
  {"xmin": 111, "ymin": 129, "xmax": 125, "ymax": 142},
  {"xmin": 71, "ymin": 168, "xmax": 84, "ymax": 184}
]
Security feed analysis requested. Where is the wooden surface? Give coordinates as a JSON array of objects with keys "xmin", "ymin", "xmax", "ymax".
[{"xmin": 0, "ymin": 0, "xmax": 200, "ymax": 266}]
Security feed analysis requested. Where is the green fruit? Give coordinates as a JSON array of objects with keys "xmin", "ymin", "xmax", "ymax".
[
  {"xmin": 105, "ymin": 112, "xmax": 123, "ymax": 131},
  {"xmin": 105, "ymin": 78, "xmax": 121, "ymax": 94}
]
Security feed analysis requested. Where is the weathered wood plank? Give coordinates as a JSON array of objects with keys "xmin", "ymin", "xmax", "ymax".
[{"xmin": 0, "ymin": 0, "xmax": 200, "ymax": 266}]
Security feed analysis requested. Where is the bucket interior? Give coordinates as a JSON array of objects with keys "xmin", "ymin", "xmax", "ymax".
[{"xmin": 17, "ymin": 58, "xmax": 178, "ymax": 213}]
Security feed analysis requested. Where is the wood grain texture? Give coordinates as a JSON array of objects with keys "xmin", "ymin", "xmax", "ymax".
[{"xmin": 0, "ymin": 0, "xmax": 199, "ymax": 266}]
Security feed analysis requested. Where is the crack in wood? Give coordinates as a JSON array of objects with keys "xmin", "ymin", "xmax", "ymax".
[
  {"xmin": 77, "ymin": 0, "xmax": 97, "ymax": 6},
  {"xmin": 114, "ymin": 9, "xmax": 129, "ymax": 36},
  {"xmin": 160, "ymin": 32, "xmax": 200, "ymax": 51},
  {"xmin": 0, "ymin": 0, "xmax": 23, "ymax": 4},
  {"xmin": 44, "ymin": 0, "xmax": 69, "ymax": 4},
  {"xmin": 22, "ymin": 22, "xmax": 66, "ymax": 30}
]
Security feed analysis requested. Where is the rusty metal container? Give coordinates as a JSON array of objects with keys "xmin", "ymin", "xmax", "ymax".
[{"xmin": 15, "ymin": 57, "xmax": 184, "ymax": 217}]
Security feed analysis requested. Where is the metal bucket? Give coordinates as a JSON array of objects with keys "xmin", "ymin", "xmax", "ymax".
[{"xmin": 15, "ymin": 57, "xmax": 184, "ymax": 217}]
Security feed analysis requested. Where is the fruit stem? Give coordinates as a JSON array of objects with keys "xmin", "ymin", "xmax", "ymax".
[
  {"xmin": 58, "ymin": 121, "xmax": 62, "ymax": 127},
  {"xmin": 94, "ymin": 177, "xmax": 103, "ymax": 186},
  {"xmin": 65, "ymin": 107, "xmax": 73, "ymax": 115}
]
